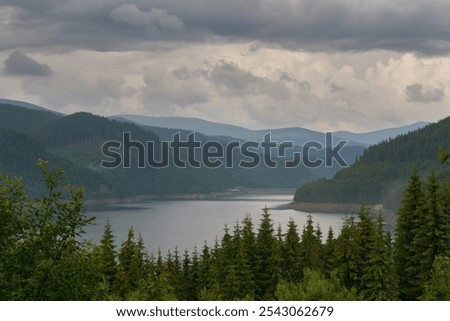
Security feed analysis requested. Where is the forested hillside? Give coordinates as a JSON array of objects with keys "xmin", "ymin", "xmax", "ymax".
[
  {"xmin": 294, "ymin": 117, "xmax": 450, "ymax": 208},
  {"xmin": 0, "ymin": 103, "xmax": 314, "ymax": 198},
  {"xmin": 0, "ymin": 126, "xmax": 107, "ymax": 197}
]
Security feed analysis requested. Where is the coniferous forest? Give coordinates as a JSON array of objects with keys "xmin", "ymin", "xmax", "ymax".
[
  {"xmin": 0, "ymin": 103, "xmax": 315, "ymax": 199},
  {"xmin": 0, "ymin": 158, "xmax": 449, "ymax": 301},
  {"xmin": 294, "ymin": 117, "xmax": 450, "ymax": 206}
]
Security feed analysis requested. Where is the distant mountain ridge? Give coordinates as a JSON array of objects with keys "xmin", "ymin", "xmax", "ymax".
[
  {"xmin": 113, "ymin": 114, "xmax": 428, "ymax": 147},
  {"xmin": 335, "ymin": 122, "xmax": 429, "ymax": 146},
  {"xmin": 0, "ymin": 98, "xmax": 428, "ymax": 146}
]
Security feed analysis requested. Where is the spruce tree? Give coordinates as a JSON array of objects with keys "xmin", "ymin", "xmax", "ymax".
[
  {"xmin": 414, "ymin": 172, "xmax": 440, "ymax": 288},
  {"xmin": 323, "ymin": 227, "xmax": 337, "ymax": 277},
  {"xmin": 333, "ymin": 216, "xmax": 360, "ymax": 290},
  {"xmin": 255, "ymin": 207, "xmax": 279, "ymax": 299},
  {"xmin": 300, "ymin": 214, "xmax": 323, "ymax": 271},
  {"xmin": 155, "ymin": 248, "xmax": 165, "ymax": 276},
  {"xmin": 282, "ymin": 219, "xmax": 303, "ymax": 282},
  {"xmin": 198, "ymin": 242, "xmax": 212, "ymax": 293},
  {"xmin": 437, "ymin": 181, "xmax": 450, "ymax": 257},
  {"xmin": 213, "ymin": 222, "xmax": 255, "ymax": 300},
  {"xmin": 216, "ymin": 225, "xmax": 232, "ymax": 293},
  {"xmin": 180, "ymin": 249, "xmax": 191, "ymax": 300},
  {"xmin": 188, "ymin": 247, "xmax": 201, "ymax": 300},
  {"xmin": 414, "ymin": 172, "xmax": 450, "ymax": 292},
  {"xmin": 420, "ymin": 256, "xmax": 450, "ymax": 300},
  {"xmin": 433, "ymin": 176, "xmax": 450, "ymax": 257},
  {"xmin": 113, "ymin": 227, "xmax": 145, "ymax": 299},
  {"xmin": 354, "ymin": 206, "xmax": 375, "ymax": 292},
  {"xmin": 394, "ymin": 168, "xmax": 425, "ymax": 300},
  {"xmin": 241, "ymin": 215, "xmax": 257, "ymax": 288},
  {"xmin": 166, "ymin": 248, "xmax": 183, "ymax": 300},
  {"xmin": 95, "ymin": 220, "xmax": 117, "ymax": 290},
  {"xmin": 360, "ymin": 215, "xmax": 398, "ymax": 300}
]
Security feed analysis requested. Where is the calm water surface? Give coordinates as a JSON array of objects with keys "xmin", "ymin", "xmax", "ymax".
[{"xmin": 84, "ymin": 195, "xmax": 348, "ymax": 253}]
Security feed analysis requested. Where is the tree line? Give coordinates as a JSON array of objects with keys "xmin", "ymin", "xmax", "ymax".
[
  {"xmin": 0, "ymin": 160, "xmax": 449, "ymax": 300},
  {"xmin": 294, "ymin": 116, "xmax": 450, "ymax": 205}
]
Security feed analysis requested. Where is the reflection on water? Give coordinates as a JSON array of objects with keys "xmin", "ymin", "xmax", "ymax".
[{"xmin": 84, "ymin": 195, "xmax": 348, "ymax": 254}]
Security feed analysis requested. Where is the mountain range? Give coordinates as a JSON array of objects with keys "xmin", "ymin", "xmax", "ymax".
[
  {"xmin": 0, "ymin": 98, "xmax": 435, "ymax": 203},
  {"xmin": 113, "ymin": 114, "xmax": 428, "ymax": 147},
  {"xmin": 112, "ymin": 115, "xmax": 427, "ymax": 179}
]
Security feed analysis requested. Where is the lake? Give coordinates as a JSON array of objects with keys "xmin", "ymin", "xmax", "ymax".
[{"xmin": 84, "ymin": 194, "xmax": 348, "ymax": 254}]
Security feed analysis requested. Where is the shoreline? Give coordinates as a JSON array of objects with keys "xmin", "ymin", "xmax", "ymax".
[
  {"xmin": 85, "ymin": 188, "xmax": 296, "ymax": 208},
  {"xmin": 288, "ymin": 202, "xmax": 383, "ymax": 214}
]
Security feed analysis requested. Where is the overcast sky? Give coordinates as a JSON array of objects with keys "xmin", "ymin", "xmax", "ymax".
[{"xmin": 0, "ymin": 0, "xmax": 449, "ymax": 131}]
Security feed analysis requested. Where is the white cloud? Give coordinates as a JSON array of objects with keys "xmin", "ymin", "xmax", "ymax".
[
  {"xmin": 140, "ymin": 63, "xmax": 211, "ymax": 113},
  {"xmin": 0, "ymin": 45, "xmax": 449, "ymax": 132}
]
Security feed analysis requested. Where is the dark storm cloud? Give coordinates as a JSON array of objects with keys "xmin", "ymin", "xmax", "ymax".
[
  {"xmin": 2, "ymin": 0, "xmax": 450, "ymax": 55},
  {"xmin": 3, "ymin": 51, "xmax": 52, "ymax": 76},
  {"xmin": 405, "ymin": 83, "xmax": 445, "ymax": 103}
]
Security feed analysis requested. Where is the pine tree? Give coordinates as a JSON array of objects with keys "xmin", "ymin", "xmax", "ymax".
[
  {"xmin": 231, "ymin": 222, "xmax": 255, "ymax": 299},
  {"xmin": 414, "ymin": 172, "xmax": 450, "ymax": 292},
  {"xmin": 315, "ymin": 223, "xmax": 323, "ymax": 243},
  {"xmin": 213, "ymin": 225, "xmax": 232, "ymax": 296},
  {"xmin": 354, "ymin": 205, "xmax": 375, "ymax": 293},
  {"xmin": 300, "ymin": 214, "xmax": 323, "ymax": 272},
  {"xmin": 135, "ymin": 234, "xmax": 149, "ymax": 276},
  {"xmin": 95, "ymin": 220, "xmax": 117, "ymax": 289},
  {"xmin": 166, "ymin": 248, "xmax": 183, "ymax": 300},
  {"xmin": 282, "ymin": 219, "xmax": 303, "ymax": 282},
  {"xmin": 180, "ymin": 249, "xmax": 191, "ymax": 300},
  {"xmin": 333, "ymin": 216, "xmax": 360, "ymax": 290},
  {"xmin": 198, "ymin": 242, "xmax": 212, "ymax": 292},
  {"xmin": 323, "ymin": 227, "xmax": 337, "ymax": 277},
  {"xmin": 414, "ymin": 172, "xmax": 440, "ymax": 288},
  {"xmin": 113, "ymin": 227, "xmax": 145, "ymax": 299},
  {"xmin": 241, "ymin": 215, "xmax": 257, "ymax": 287},
  {"xmin": 394, "ymin": 168, "xmax": 425, "ymax": 300},
  {"xmin": 212, "ymin": 222, "xmax": 256, "ymax": 300},
  {"xmin": 360, "ymin": 215, "xmax": 398, "ymax": 300},
  {"xmin": 420, "ymin": 256, "xmax": 450, "ymax": 300},
  {"xmin": 155, "ymin": 248, "xmax": 165, "ymax": 277},
  {"xmin": 437, "ymin": 181, "xmax": 450, "ymax": 257},
  {"xmin": 128, "ymin": 248, "xmax": 176, "ymax": 301},
  {"xmin": 188, "ymin": 247, "xmax": 201, "ymax": 300},
  {"xmin": 254, "ymin": 207, "xmax": 279, "ymax": 299}
]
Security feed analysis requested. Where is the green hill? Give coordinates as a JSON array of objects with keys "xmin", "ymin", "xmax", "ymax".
[
  {"xmin": 0, "ymin": 126, "xmax": 107, "ymax": 198},
  {"xmin": 293, "ymin": 116, "xmax": 450, "ymax": 210},
  {"xmin": 0, "ymin": 103, "xmax": 314, "ymax": 199}
]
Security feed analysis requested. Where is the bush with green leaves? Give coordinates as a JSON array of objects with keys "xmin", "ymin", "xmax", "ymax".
[{"xmin": 0, "ymin": 160, "xmax": 105, "ymax": 300}]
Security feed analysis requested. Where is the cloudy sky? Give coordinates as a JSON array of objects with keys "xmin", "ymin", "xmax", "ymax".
[{"xmin": 0, "ymin": 0, "xmax": 450, "ymax": 132}]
